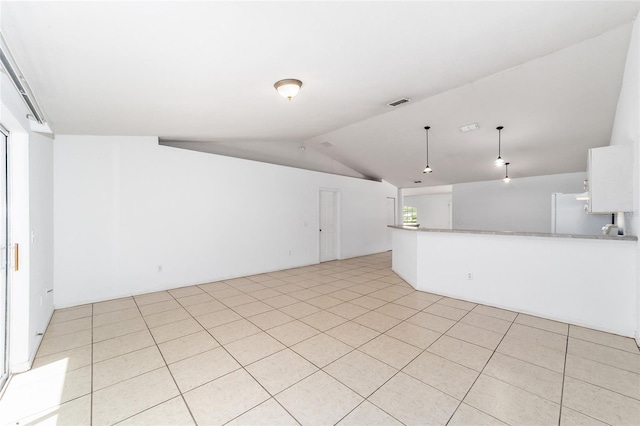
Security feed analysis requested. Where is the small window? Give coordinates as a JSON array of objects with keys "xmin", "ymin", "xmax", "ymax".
[{"xmin": 402, "ymin": 206, "xmax": 417, "ymax": 226}]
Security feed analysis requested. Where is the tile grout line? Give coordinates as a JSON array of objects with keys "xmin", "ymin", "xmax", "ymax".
[
  {"xmin": 568, "ymin": 333, "xmax": 640, "ymax": 355},
  {"xmin": 121, "ymin": 293, "xmax": 198, "ymax": 425},
  {"xmin": 443, "ymin": 309, "xmax": 519, "ymax": 426},
  {"xmin": 171, "ymin": 285, "xmax": 308, "ymax": 425},
  {"xmin": 183, "ymin": 276, "xmax": 452, "ymax": 425},
  {"xmin": 332, "ymin": 299, "xmax": 461, "ymax": 425},
  {"xmin": 201, "ymin": 261, "xmax": 405, "ymax": 425},
  {"xmin": 143, "ymin": 292, "xmax": 202, "ymax": 425},
  {"xmin": 212, "ymin": 264, "xmax": 380, "ymax": 424},
  {"xmin": 557, "ymin": 329, "xmax": 570, "ymax": 426},
  {"xmin": 96, "ymin": 289, "xmax": 577, "ymax": 425},
  {"xmin": 351, "ymin": 299, "xmax": 491, "ymax": 425},
  {"xmin": 90, "ymin": 303, "xmax": 94, "ymax": 426}
]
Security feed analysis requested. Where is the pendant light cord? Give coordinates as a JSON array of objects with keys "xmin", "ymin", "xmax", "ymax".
[{"xmin": 424, "ymin": 126, "xmax": 430, "ymax": 166}]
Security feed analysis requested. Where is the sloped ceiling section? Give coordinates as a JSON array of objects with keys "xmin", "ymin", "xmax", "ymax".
[
  {"xmin": 159, "ymin": 139, "xmax": 374, "ymax": 180},
  {"xmin": 303, "ymin": 24, "xmax": 635, "ymax": 187},
  {"xmin": 1, "ymin": 1, "xmax": 639, "ymax": 186}
]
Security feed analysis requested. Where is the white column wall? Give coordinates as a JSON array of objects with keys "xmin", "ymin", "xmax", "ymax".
[
  {"xmin": 54, "ymin": 136, "xmax": 397, "ymax": 308},
  {"xmin": 27, "ymin": 132, "xmax": 54, "ymax": 364}
]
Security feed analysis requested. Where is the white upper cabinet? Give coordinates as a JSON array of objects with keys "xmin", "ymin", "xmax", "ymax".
[{"xmin": 588, "ymin": 144, "xmax": 634, "ymax": 213}]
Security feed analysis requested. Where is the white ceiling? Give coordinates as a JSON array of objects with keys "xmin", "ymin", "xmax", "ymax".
[{"xmin": 1, "ymin": 1, "xmax": 639, "ymax": 187}]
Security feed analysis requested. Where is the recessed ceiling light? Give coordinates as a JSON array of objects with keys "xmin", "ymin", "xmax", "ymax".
[{"xmin": 459, "ymin": 123, "xmax": 479, "ymax": 132}]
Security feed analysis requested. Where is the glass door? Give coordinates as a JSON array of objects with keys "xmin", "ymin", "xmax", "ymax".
[{"xmin": 0, "ymin": 127, "xmax": 8, "ymax": 390}]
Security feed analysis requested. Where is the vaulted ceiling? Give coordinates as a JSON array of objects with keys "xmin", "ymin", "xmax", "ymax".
[{"xmin": 2, "ymin": 1, "xmax": 639, "ymax": 186}]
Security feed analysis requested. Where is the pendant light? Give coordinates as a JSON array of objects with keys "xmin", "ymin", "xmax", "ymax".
[
  {"xmin": 423, "ymin": 126, "xmax": 432, "ymax": 174},
  {"xmin": 494, "ymin": 126, "xmax": 505, "ymax": 166},
  {"xmin": 503, "ymin": 162, "xmax": 511, "ymax": 183}
]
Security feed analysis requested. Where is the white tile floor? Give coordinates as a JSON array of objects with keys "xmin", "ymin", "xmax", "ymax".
[{"xmin": 1, "ymin": 252, "xmax": 639, "ymax": 425}]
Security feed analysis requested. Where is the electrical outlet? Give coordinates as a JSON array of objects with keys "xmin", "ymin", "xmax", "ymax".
[
  {"xmin": 157, "ymin": 265, "xmax": 163, "ymax": 272},
  {"xmin": 467, "ymin": 272, "xmax": 473, "ymax": 280}
]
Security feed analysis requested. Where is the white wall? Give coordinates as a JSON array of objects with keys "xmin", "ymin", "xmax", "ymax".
[
  {"xmin": 391, "ymin": 227, "xmax": 417, "ymax": 285},
  {"xmin": 28, "ymin": 133, "xmax": 54, "ymax": 354},
  {"xmin": 0, "ymin": 70, "xmax": 54, "ymax": 371},
  {"xmin": 452, "ymin": 172, "xmax": 586, "ymax": 233},
  {"xmin": 403, "ymin": 193, "xmax": 451, "ymax": 229},
  {"xmin": 392, "ymin": 228, "xmax": 637, "ymax": 337},
  {"xmin": 609, "ymin": 13, "xmax": 639, "ymax": 344},
  {"xmin": 54, "ymin": 136, "xmax": 397, "ymax": 308}
]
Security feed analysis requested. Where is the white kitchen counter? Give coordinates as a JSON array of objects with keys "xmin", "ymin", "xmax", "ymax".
[
  {"xmin": 388, "ymin": 225, "xmax": 638, "ymax": 240},
  {"xmin": 390, "ymin": 226, "xmax": 637, "ymax": 338}
]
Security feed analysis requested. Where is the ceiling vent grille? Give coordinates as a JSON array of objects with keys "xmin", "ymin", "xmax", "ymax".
[
  {"xmin": 0, "ymin": 33, "xmax": 47, "ymax": 124},
  {"xmin": 387, "ymin": 98, "xmax": 411, "ymax": 107}
]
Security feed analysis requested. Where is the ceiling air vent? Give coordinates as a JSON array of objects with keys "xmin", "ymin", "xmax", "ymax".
[{"xmin": 387, "ymin": 98, "xmax": 411, "ymax": 107}]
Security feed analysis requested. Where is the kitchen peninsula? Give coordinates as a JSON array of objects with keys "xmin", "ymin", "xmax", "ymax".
[{"xmin": 390, "ymin": 225, "xmax": 637, "ymax": 338}]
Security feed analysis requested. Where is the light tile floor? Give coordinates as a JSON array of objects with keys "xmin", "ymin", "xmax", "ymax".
[{"xmin": 1, "ymin": 252, "xmax": 639, "ymax": 425}]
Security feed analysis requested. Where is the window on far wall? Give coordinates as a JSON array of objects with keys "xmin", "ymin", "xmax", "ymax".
[{"xmin": 403, "ymin": 206, "xmax": 418, "ymax": 226}]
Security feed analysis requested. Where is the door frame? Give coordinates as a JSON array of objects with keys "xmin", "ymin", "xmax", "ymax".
[
  {"xmin": 0, "ymin": 123, "xmax": 10, "ymax": 392},
  {"xmin": 318, "ymin": 188, "xmax": 341, "ymax": 263}
]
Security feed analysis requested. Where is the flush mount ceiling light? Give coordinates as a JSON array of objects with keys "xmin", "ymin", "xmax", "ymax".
[
  {"xmin": 503, "ymin": 162, "xmax": 511, "ymax": 183},
  {"xmin": 274, "ymin": 79, "xmax": 303, "ymax": 100},
  {"xmin": 494, "ymin": 125, "xmax": 505, "ymax": 166},
  {"xmin": 422, "ymin": 126, "xmax": 432, "ymax": 174}
]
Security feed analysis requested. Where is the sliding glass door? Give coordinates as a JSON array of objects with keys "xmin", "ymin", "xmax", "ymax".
[{"xmin": 0, "ymin": 127, "xmax": 8, "ymax": 390}]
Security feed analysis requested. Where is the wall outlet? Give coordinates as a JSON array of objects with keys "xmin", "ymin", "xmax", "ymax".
[
  {"xmin": 157, "ymin": 265, "xmax": 163, "ymax": 272},
  {"xmin": 467, "ymin": 272, "xmax": 473, "ymax": 280}
]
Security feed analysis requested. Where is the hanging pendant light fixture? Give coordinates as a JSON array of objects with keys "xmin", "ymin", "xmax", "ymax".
[
  {"xmin": 503, "ymin": 162, "xmax": 511, "ymax": 183},
  {"xmin": 423, "ymin": 126, "xmax": 432, "ymax": 174},
  {"xmin": 494, "ymin": 126, "xmax": 505, "ymax": 166}
]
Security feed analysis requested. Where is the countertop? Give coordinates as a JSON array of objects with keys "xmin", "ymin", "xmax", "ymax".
[{"xmin": 388, "ymin": 225, "xmax": 638, "ymax": 241}]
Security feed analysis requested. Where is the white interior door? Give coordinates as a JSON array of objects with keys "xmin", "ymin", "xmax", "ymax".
[
  {"xmin": 319, "ymin": 190, "xmax": 338, "ymax": 262},
  {"xmin": 0, "ymin": 129, "xmax": 8, "ymax": 390}
]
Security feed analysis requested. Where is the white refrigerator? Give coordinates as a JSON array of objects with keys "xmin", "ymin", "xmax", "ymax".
[{"xmin": 551, "ymin": 193, "xmax": 612, "ymax": 235}]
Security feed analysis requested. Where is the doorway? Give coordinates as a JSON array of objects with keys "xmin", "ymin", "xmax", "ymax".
[
  {"xmin": 319, "ymin": 189, "xmax": 339, "ymax": 262},
  {"xmin": 0, "ymin": 126, "xmax": 8, "ymax": 390}
]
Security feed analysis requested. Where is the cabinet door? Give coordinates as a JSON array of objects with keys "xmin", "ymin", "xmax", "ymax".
[{"xmin": 588, "ymin": 144, "xmax": 633, "ymax": 213}]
